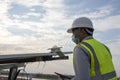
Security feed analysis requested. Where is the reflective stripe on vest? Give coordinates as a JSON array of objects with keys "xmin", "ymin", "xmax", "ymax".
[{"xmin": 74, "ymin": 38, "xmax": 117, "ymax": 80}]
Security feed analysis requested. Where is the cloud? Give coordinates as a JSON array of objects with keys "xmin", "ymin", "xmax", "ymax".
[
  {"xmin": 0, "ymin": 0, "xmax": 120, "ymax": 55},
  {"xmin": 0, "ymin": 1, "xmax": 13, "ymax": 27},
  {"xmin": 69, "ymin": 5, "xmax": 114, "ymax": 19},
  {"xmin": 7, "ymin": 26, "xmax": 42, "ymax": 37},
  {"xmin": 94, "ymin": 28, "xmax": 120, "ymax": 43},
  {"xmin": 0, "ymin": 43, "xmax": 45, "ymax": 54},
  {"xmin": 112, "ymin": 55, "xmax": 120, "ymax": 77},
  {"xmin": 93, "ymin": 15, "xmax": 120, "ymax": 31},
  {"xmin": 11, "ymin": 0, "xmax": 44, "ymax": 8},
  {"xmin": 0, "ymin": 0, "xmax": 10, "ymax": 14},
  {"xmin": 0, "ymin": 44, "xmax": 27, "ymax": 54},
  {"xmin": 63, "ymin": 0, "xmax": 119, "ymax": 18},
  {"xmin": 12, "ymin": 12, "xmax": 42, "ymax": 19},
  {"xmin": 9, "ymin": 3, "xmax": 45, "ymax": 21},
  {"xmin": 107, "ymin": 39, "xmax": 120, "ymax": 55},
  {"xmin": 7, "ymin": 0, "xmax": 68, "ymax": 31},
  {"xmin": 0, "ymin": 26, "xmax": 12, "ymax": 37}
]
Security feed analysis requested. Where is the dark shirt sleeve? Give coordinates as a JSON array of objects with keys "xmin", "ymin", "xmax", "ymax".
[{"xmin": 72, "ymin": 46, "xmax": 91, "ymax": 80}]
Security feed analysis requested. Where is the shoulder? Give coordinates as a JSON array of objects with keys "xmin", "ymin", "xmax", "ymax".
[{"xmin": 74, "ymin": 45, "xmax": 90, "ymax": 61}]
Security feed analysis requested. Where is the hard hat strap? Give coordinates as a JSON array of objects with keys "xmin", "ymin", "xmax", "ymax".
[{"xmin": 85, "ymin": 28, "xmax": 93, "ymax": 35}]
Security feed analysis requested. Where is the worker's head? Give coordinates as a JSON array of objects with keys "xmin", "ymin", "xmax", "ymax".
[{"xmin": 67, "ymin": 17, "xmax": 94, "ymax": 44}]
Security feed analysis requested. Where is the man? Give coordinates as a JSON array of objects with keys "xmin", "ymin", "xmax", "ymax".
[{"xmin": 66, "ymin": 17, "xmax": 117, "ymax": 80}]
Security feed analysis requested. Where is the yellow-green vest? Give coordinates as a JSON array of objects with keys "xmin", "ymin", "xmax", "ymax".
[{"xmin": 73, "ymin": 38, "xmax": 117, "ymax": 80}]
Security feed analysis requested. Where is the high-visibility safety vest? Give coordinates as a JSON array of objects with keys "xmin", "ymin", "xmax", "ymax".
[{"xmin": 73, "ymin": 38, "xmax": 117, "ymax": 80}]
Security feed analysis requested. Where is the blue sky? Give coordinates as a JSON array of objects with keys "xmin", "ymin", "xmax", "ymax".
[{"xmin": 0, "ymin": 0, "xmax": 120, "ymax": 76}]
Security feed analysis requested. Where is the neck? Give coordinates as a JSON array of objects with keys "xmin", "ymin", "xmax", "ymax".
[{"xmin": 80, "ymin": 34, "xmax": 89, "ymax": 42}]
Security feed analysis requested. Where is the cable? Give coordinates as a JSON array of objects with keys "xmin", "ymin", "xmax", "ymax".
[
  {"xmin": 40, "ymin": 61, "xmax": 46, "ymax": 74},
  {"xmin": 19, "ymin": 63, "xmax": 30, "ymax": 80},
  {"xmin": 37, "ymin": 62, "xmax": 41, "ymax": 68}
]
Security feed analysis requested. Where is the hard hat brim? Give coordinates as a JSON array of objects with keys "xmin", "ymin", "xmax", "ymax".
[
  {"xmin": 67, "ymin": 28, "xmax": 72, "ymax": 33},
  {"xmin": 67, "ymin": 27, "xmax": 94, "ymax": 33}
]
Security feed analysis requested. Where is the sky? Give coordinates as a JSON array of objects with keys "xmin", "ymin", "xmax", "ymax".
[{"xmin": 0, "ymin": 0, "xmax": 120, "ymax": 77}]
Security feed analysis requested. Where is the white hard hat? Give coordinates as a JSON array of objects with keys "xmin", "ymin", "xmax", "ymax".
[{"xmin": 67, "ymin": 17, "xmax": 94, "ymax": 33}]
